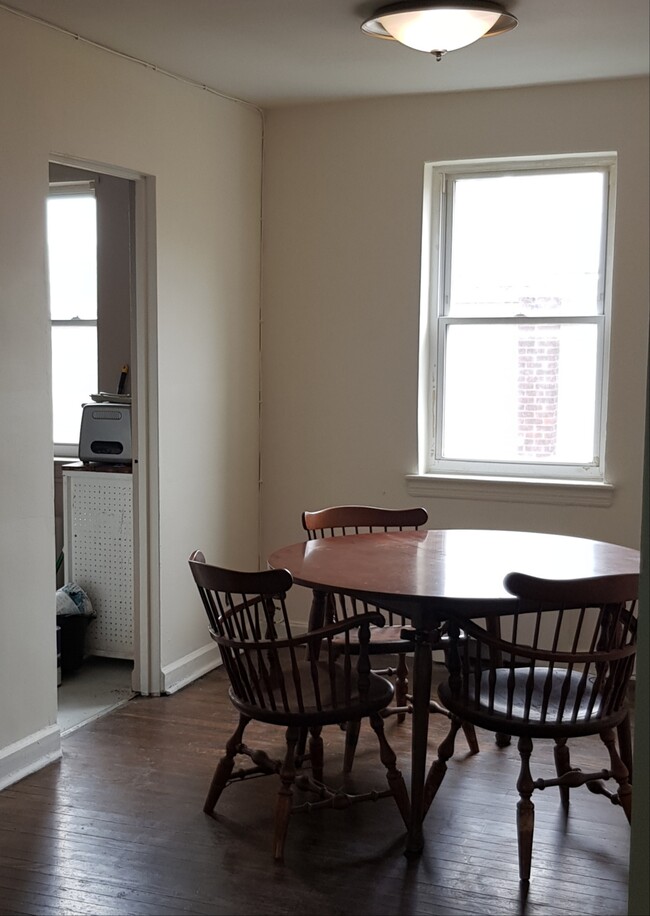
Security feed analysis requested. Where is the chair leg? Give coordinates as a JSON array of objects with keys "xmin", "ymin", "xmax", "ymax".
[
  {"xmin": 309, "ymin": 725, "xmax": 324, "ymax": 783},
  {"xmin": 553, "ymin": 737, "xmax": 572, "ymax": 812},
  {"xmin": 616, "ymin": 711, "xmax": 633, "ymax": 784},
  {"xmin": 600, "ymin": 726, "xmax": 633, "ymax": 824},
  {"xmin": 343, "ymin": 719, "xmax": 362, "ymax": 774},
  {"xmin": 428, "ymin": 699, "xmax": 480, "ymax": 755},
  {"xmin": 273, "ymin": 725, "xmax": 300, "ymax": 862},
  {"xmin": 516, "ymin": 735, "xmax": 535, "ymax": 884},
  {"xmin": 295, "ymin": 726, "xmax": 308, "ymax": 768},
  {"xmin": 368, "ymin": 711, "xmax": 411, "ymax": 828},
  {"xmin": 204, "ymin": 713, "xmax": 250, "ymax": 815},
  {"xmin": 395, "ymin": 653, "xmax": 409, "ymax": 724},
  {"xmin": 460, "ymin": 721, "xmax": 480, "ymax": 755},
  {"xmin": 422, "ymin": 714, "xmax": 462, "ymax": 817}
]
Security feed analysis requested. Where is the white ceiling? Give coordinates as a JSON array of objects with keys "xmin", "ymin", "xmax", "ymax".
[{"xmin": 3, "ymin": 0, "xmax": 649, "ymax": 108}]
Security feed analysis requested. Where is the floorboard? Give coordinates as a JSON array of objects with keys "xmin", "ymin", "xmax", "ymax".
[
  {"xmin": 0, "ymin": 665, "xmax": 632, "ymax": 916},
  {"xmin": 57, "ymin": 657, "xmax": 134, "ymax": 736}
]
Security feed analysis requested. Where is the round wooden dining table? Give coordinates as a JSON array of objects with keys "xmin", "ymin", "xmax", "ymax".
[{"xmin": 268, "ymin": 528, "xmax": 640, "ymax": 856}]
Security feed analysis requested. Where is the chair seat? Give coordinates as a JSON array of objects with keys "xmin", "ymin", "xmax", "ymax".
[
  {"xmin": 331, "ymin": 623, "xmax": 415, "ymax": 654},
  {"xmin": 439, "ymin": 667, "xmax": 625, "ymax": 738},
  {"xmin": 231, "ymin": 658, "xmax": 395, "ymax": 726}
]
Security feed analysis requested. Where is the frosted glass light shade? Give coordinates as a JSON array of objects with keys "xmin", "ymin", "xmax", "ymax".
[
  {"xmin": 379, "ymin": 8, "xmax": 500, "ymax": 52},
  {"xmin": 362, "ymin": 3, "xmax": 518, "ymax": 57}
]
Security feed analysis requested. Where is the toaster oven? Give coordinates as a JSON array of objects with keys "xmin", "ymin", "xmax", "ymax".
[{"xmin": 78, "ymin": 403, "xmax": 132, "ymax": 464}]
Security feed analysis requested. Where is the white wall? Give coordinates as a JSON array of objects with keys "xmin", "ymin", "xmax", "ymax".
[
  {"xmin": 260, "ymin": 78, "xmax": 649, "ymax": 569},
  {"xmin": 0, "ymin": 9, "xmax": 262, "ymax": 785}
]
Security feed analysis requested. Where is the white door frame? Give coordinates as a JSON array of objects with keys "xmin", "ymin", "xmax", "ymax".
[
  {"xmin": 132, "ymin": 173, "xmax": 162, "ymax": 696},
  {"xmin": 49, "ymin": 153, "xmax": 161, "ymax": 696}
]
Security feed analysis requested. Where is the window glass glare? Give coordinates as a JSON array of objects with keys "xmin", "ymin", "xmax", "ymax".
[
  {"xmin": 441, "ymin": 323, "xmax": 599, "ymax": 464},
  {"xmin": 47, "ymin": 195, "xmax": 97, "ymax": 320},
  {"xmin": 51, "ymin": 325, "xmax": 98, "ymax": 444},
  {"xmin": 448, "ymin": 171, "xmax": 605, "ymax": 318}
]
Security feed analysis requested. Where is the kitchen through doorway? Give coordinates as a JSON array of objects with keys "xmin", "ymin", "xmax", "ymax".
[{"xmin": 50, "ymin": 161, "xmax": 137, "ymax": 729}]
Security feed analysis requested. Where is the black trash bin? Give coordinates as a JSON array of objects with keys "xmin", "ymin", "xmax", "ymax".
[
  {"xmin": 57, "ymin": 614, "xmax": 89, "ymax": 674},
  {"xmin": 56, "ymin": 583, "xmax": 95, "ymax": 676}
]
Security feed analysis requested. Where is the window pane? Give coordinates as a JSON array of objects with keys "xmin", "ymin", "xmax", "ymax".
[
  {"xmin": 441, "ymin": 323, "xmax": 598, "ymax": 464},
  {"xmin": 448, "ymin": 171, "xmax": 605, "ymax": 318},
  {"xmin": 51, "ymin": 326, "xmax": 97, "ymax": 445},
  {"xmin": 47, "ymin": 195, "xmax": 97, "ymax": 320}
]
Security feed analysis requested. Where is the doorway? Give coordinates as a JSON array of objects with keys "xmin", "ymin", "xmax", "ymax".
[{"xmin": 48, "ymin": 157, "xmax": 159, "ymax": 730}]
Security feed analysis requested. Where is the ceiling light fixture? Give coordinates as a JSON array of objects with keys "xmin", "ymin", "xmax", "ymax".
[{"xmin": 361, "ymin": 1, "xmax": 518, "ymax": 61}]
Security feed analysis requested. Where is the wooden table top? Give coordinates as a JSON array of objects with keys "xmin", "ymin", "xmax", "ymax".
[{"xmin": 268, "ymin": 528, "xmax": 640, "ymax": 618}]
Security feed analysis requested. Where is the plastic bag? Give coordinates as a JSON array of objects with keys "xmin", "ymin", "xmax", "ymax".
[{"xmin": 55, "ymin": 582, "xmax": 96, "ymax": 618}]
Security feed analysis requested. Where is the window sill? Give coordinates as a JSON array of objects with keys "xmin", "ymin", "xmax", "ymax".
[{"xmin": 405, "ymin": 474, "xmax": 614, "ymax": 507}]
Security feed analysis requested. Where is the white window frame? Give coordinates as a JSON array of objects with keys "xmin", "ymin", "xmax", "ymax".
[
  {"xmin": 48, "ymin": 180, "xmax": 97, "ymax": 458},
  {"xmin": 417, "ymin": 153, "xmax": 617, "ymax": 485}
]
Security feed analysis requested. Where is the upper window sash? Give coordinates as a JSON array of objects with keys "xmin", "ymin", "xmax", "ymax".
[{"xmin": 440, "ymin": 165, "xmax": 610, "ymax": 320}]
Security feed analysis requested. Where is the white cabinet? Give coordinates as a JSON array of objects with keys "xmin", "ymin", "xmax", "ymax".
[{"xmin": 62, "ymin": 465, "xmax": 134, "ymax": 659}]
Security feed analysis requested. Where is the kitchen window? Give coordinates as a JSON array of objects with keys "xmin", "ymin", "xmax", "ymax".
[
  {"xmin": 47, "ymin": 182, "xmax": 98, "ymax": 456},
  {"xmin": 417, "ymin": 154, "xmax": 616, "ymax": 485}
]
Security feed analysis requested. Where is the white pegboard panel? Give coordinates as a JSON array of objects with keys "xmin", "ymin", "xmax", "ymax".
[{"xmin": 63, "ymin": 470, "xmax": 133, "ymax": 659}]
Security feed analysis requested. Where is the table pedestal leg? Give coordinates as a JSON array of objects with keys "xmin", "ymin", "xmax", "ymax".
[
  {"xmin": 308, "ymin": 589, "xmax": 329, "ymax": 630},
  {"xmin": 405, "ymin": 629, "xmax": 432, "ymax": 858}
]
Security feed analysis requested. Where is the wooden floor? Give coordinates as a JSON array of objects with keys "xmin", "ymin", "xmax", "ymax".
[{"xmin": 0, "ymin": 666, "xmax": 632, "ymax": 916}]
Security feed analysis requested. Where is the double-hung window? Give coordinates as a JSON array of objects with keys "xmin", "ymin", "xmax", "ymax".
[
  {"xmin": 47, "ymin": 181, "xmax": 98, "ymax": 457},
  {"xmin": 418, "ymin": 154, "xmax": 616, "ymax": 482}
]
